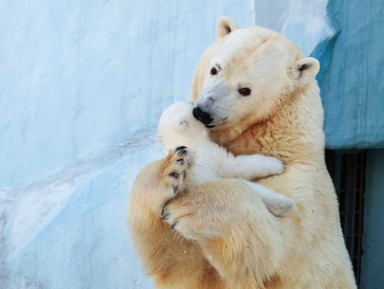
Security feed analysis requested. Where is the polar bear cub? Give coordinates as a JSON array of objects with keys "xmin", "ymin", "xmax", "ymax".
[{"xmin": 157, "ymin": 101, "xmax": 296, "ymax": 216}]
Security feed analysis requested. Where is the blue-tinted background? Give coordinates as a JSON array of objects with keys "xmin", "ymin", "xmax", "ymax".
[{"xmin": 0, "ymin": 0, "xmax": 383, "ymax": 288}]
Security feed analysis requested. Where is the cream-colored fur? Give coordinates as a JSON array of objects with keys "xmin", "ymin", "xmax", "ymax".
[
  {"xmin": 128, "ymin": 17, "xmax": 356, "ymax": 289},
  {"xmin": 157, "ymin": 100, "xmax": 295, "ymax": 217}
]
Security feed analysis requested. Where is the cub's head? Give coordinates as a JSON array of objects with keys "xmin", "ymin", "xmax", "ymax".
[
  {"xmin": 191, "ymin": 16, "xmax": 320, "ymax": 128},
  {"xmin": 157, "ymin": 101, "xmax": 208, "ymax": 150}
]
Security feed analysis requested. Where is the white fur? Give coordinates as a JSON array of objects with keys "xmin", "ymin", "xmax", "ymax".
[{"xmin": 157, "ymin": 101, "xmax": 295, "ymax": 216}]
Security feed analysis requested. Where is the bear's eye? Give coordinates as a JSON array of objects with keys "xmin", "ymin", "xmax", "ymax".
[
  {"xmin": 210, "ymin": 67, "xmax": 218, "ymax": 75},
  {"xmin": 238, "ymin": 88, "xmax": 251, "ymax": 96}
]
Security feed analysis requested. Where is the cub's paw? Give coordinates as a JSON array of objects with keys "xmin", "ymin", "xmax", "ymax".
[
  {"xmin": 161, "ymin": 146, "xmax": 194, "ymax": 196},
  {"xmin": 264, "ymin": 194, "xmax": 296, "ymax": 217},
  {"xmin": 265, "ymin": 157, "xmax": 284, "ymax": 175}
]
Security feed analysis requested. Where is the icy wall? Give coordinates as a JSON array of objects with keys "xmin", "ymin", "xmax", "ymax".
[
  {"xmin": 0, "ymin": 1, "xmax": 252, "ymax": 288},
  {"xmin": 0, "ymin": 0, "xmax": 335, "ymax": 288},
  {"xmin": 317, "ymin": 0, "xmax": 384, "ymax": 148}
]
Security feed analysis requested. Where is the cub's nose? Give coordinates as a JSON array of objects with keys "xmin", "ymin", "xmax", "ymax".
[{"xmin": 193, "ymin": 107, "xmax": 213, "ymax": 125}]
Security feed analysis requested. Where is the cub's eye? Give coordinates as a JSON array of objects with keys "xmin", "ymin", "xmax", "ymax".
[
  {"xmin": 238, "ymin": 88, "xmax": 251, "ymax": 96},
  {"xmin": 210, "ymin": 67, "xmax": 218, "ymax": 75}
]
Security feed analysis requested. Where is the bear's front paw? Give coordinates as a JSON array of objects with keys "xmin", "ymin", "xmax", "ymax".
[
  {"xmin": 162, "ymin": 197, "xmax": 213, "ymax": 240},
  {"xmin": 161, "ymin": 198, "xmax": 194, "ymax": 235},
  {"xmin": 162, "ymin": 146, "xmax": 194, "ymax": 195},
  {"xmin": 161, "ymin": 198, "xmax": 222, "ymax": 240}
]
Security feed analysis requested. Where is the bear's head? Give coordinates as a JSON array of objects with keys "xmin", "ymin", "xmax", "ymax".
[
  {"xmin": 157, "ymin": 101, "xmax": 208, "ymax": 151},
  {"xmin": 190, "ymin": 16, "xmax": 320, "ymax": 130}
]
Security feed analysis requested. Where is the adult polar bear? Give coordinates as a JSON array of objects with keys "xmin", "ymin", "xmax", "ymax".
[{"xmin": 128, "ymin": 17, "xmax": 356, "ymax": 289}]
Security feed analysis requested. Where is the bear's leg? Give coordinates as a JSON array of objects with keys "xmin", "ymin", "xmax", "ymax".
[
  {"xmin": 162, "ymin": 179, "xmax": 287, "ymax": 289},
  {"xmin": 129, "ymin": 148, "xmax": 228, "ymax": 289}
]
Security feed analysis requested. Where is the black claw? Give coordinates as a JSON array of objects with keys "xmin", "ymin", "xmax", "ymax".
[
  {"xmin": 176, "ymin": 146, "xmax": 187, "ymax": 151},
  {"xmin": 168, "ymin": 172, "xmax": 179, "ymax": 179},
  {"xmin": 161, "ymin": 206, "xmax": 167, "ymax": 218},
  {"xmin": 163, "ymin": 212, "xmax": 170, "ymax": 221},
  {"xmin": 161, "ymin": 200, "xmax": 171, "ymax": 219},
  {"xmin": 176, "ymin": 158, "xmax": 184, "ymax": 165},
  {"xmin": 177, "ymin": 149, "xmax": 188, "ymax": 156},
  {"xmin": 162, "ymin": 209, "xmax": 169, "ymax": 220},
  {"xmin": 171, "ymin": 221, "xmax": 179, "ymax": 230},
  {"xmin": 172, "ymin": 185, "xmax": 179, "ymax": 194}
]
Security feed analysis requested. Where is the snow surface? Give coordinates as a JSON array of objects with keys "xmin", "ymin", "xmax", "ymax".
[{"xmin": 0, "ymin": 1, "xmax": 333, "ymax": 288}]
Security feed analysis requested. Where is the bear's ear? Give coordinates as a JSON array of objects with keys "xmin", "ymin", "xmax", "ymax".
[
  {"xmin": 217, "ymin": 16, "xmax": 237, "ymax": 39},
  {"xmin": 175, "ymin": 120, "xmax": 189, "ymax": 131},
  {"xmin": 156, "ymin": 134, "xmax": 162, "ymax": 143},
  {"xmin": 292, "ymin": 57, "xmax": 320, "ymax": 83}
]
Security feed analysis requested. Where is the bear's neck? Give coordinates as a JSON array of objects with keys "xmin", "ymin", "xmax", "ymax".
[{"xmin": 209, "ymin": 81, "xmax": 325, "ymax": 165}]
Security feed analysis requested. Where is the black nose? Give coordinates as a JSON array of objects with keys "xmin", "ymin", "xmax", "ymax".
[{"xmin": 193, "ymin": 107, "xmax": 213, "ymax": 125}]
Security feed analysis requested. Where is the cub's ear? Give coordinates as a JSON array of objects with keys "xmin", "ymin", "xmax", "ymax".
[
  {"xmin": 292, "ymin": 57, "xmax": 320, "ymax": 83},
  {"xmin": 175, "ymin": 120, "xmax": 189, "ymax": 131},
  {"xmin": 217, "ymin": 16, "xmax": 237, "ymax": 39}
]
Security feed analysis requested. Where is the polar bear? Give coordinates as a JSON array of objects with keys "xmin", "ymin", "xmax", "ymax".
[
  {"xmin": 128, "ymin": 17, "xmax": 356, "ymax": 289},
  {"xmin": 157, "ymin": 100, "xmax": 296, "ymax": 217}
]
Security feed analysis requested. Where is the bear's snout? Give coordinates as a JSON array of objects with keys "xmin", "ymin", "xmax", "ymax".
[{"xmin": 193, "ymin": 107, "xmax": 213, "ymax": 126}]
